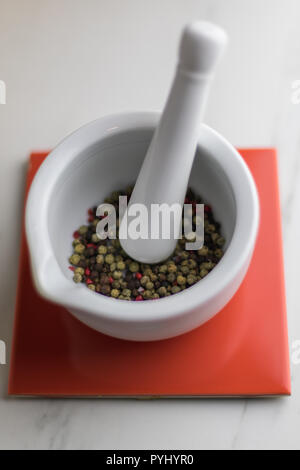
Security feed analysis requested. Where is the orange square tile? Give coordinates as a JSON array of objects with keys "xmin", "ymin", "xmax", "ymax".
[{"xmin": 8, "ymin": 149, "xmax": 291, "ymax": 397}]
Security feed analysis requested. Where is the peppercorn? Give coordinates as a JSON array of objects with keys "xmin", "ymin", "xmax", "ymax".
[
  {"xmin": 74, "ymin": 267, "xmax": 85, "ymax": 276},
  {"xmin": 74, "ymin": 243, "xmax": 85, "ymax": 255},
  {"xmin": 140, "ymin": 275, "xmax": 150, "ymax": 287},
  {"xmin": 171, "ymin": 285, "xmax": 181, "ymax": 294},
  {"xmin": 145, "ymin": 281, "xmax": 154, "ymax": 290},
  {"xmin": 159, "ymin": 265, "xmax": 168, "ymax": 274},
  {"xmin": 73, "ymin": 273, "xmax": 83, "ymax": 283},
  {"xmin": 200, "ymin": 268, "xmax": 209, "ymax": 278},
  {"xmin": 129, "ymin": 262, "xmax": 139, "ymax": 273},
  {"xmin": 98, "ymin": 245, "xmax": 107, "ymax": 255},
  {"xmin": 167, "ymin": 273, "xmax": 176, "ymax": 283},
  {"xmin": 110, "ymin": 262, "xmax": 117, "ymax": 272},
  {"xmin": 100, "ymin": 284, "xmax": 111, "ymax": 295},
  {"xmin": 112, "ymin": 270, "xmax": 122, "ymax": 280},
  {"xmin": 78, "ymin": 225, "xmax": 88, "ymax": 235},
  {"xmin": 96, "ymin": 254, "xmax": 104, "ymax": 264},
  {"xmin": 177, "ymin": 275, "xmax": 186, "ymax": 286},
  {"xmin": 158, "ymin": 286, "xmax": 167, "ymax": 297},
  {"xmin": 167, "ymin": 263, "xmax": 177, "ymax": 273},
  {"xmin": 70, "ymin": 187, "xmax": 225, "ymax": 300},
  {"xmin": 181, "ymin": 266, "xmax": 189, "ymax": 275},
  {"xmin": 69, "ymin": 254, "xmax": 81, "ymax": 265},
  {"xmin": 214, "ymin": 248, "xmax": 223, "ymax": 259},
  {"xmin": 122, "ymin": 289, "xmax": 131, "ymax": 297},
  {"xmin": 111, "ymin": 289, "xmax": 120, "ymax": 298},
  {"xmin": 91, "ymin": 233, "xmax": 99, "ymax": 243},
  {"xmin": 143, "ymin": 290, "xmax": 152, "ymax": 300},
  {"xmin": 216, "ymin": 236, "xmax": 225, "ymax": 247},
  {"xmin": 117, "ymin": 261, "xmax": 126, "ymax": 270},
  {"xmin": 105, "ymin": 254, "xmax": 115, "ymax": 265},
  {"xmin": 187, "ymin": 274, "xmax": 197, "ymax": 285},
  {"xmin": 198, "ymin": 246, "xmax": 209, "ymax": 256}
]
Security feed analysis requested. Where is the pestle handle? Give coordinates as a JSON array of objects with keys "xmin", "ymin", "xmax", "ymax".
[
  {"xmin": 178, "ymin": 21, "xmax": 228, "ymax": 77},
  {"xmin": 120, "ymin": 21, "xmax": 227, "ymax": 264}
]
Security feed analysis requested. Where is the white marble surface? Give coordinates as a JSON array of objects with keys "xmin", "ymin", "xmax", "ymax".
[{"xmin": 0, "ymin": 0, "xmax": 300, "ymax": 450}]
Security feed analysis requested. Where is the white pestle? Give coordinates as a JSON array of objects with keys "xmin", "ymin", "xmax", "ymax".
[{"xmin": 120, "ymin": 21, "xmax": 228, "ymax": 263}]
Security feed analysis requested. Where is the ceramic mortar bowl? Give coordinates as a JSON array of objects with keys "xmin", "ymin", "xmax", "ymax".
[{"xmin": 25, "ymin": 112, "xmax": 259, "ymax": 342}]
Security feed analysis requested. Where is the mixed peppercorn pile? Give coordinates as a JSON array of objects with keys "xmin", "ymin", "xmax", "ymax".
[{"xmin": 69, "ymin": 187, "xmax": 225, "ymax": 301}]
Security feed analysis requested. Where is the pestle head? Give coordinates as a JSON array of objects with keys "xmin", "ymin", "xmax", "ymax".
[{"xmin": 179, "ymin": 21, "xmax": 228, "ymax": 77}]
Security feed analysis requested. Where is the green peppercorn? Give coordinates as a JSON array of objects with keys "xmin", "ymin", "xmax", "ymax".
[
  {"xmin": 171, "ymin": 285, "xmax": 181, "ymax": 294},
  {"xmin": 216, "ymin": 236, "xmax": 225, "ymax": 247},
  {"xmin": 167, "ymin": 273, "xmax": 176, "ymax": 283},
  {"xmin": 187, "ymin": 274, "xmax": 197, "ymax": 285},
  {"xmin": 109, "ymin": 263, "xmax": 117, "ymax": 273},
  {"xmin": 214, "ymin": 248, "xmax": 223, "ymax": 259},
  {"xmin": 181, "ymin": 266, "xmax": 189, "ymax": 275},
  {"xmin": 117, "ymin": 261, "xmax": 126, "ymax": 270},
  {"xmin": 69, "ymin": 254, "xmax": 81, "ymax": 265},
  {"xmin": 159, "ymin": 265, "xmax": 168, "ymax": 273},
  {"xmin": 78, "ymin": 225, "xmax": 88, "ymax": 235},
  {"xmin": 167, "ymin": 263, "xmax": 177, "ymax": 273},
  {"xmin": 74, "ymin": 267, "xmax": 84, "ymax": 276},
  {"xmin": 158, "ymin": 286, "xmax": 167, "ymax": 297},
  {"xmin": 145, "ymin": 281, "xmax": 154, "ymax": 290},
  {"xmin": 74, "ymin": 243, "xmax": 85, "ymax": 254},
  {"xmin": 201, "ymin": 261, "xmax": 214, "ymax": 271},
  {"xmin": 177, "ymin": 275, "xmax": 186, "ymax": 286},
  {"xmin": 113, "ymin": 270, "xmax": 122, "ymax": 280},
  {"xmin": 188, "ymin": 259, "xmax": 197, "ymax": 269},
  {"xmin": 143, "ymin": 290, "xmax": 152, "ymax": 300},
  {"xmin": 73, "ymin": 273, "xmax": 83, "ymax": 283},
  {"xmin": 97, "ymin": 245, "xmax": 107, "ymax": 255},
  {"xmin": 200, "ymin": 268, "xmax": 209, "ymax": 278},
  {"xmin": 88, "ymin": 284, "xmax": 96, "ymax": 291},
  {"xmin": 141, "ymin": 275, "xmax": 150, "ymax": 287},
  {"xmin": 122, "ymin": 289, "xmax": 131, "ymax": 297},
  {"xmin": 129, "ymin": 262, "xmax": 139, "ymax": 273},
  {"xmin": 143, "ymin": 268, "xmax": 152, "ymax": 277},
  {"xmin": 96, "ymin": 254, "xmax": 104, "ymax": 264},
  {"xmin": 91, "ymin": 233, "xmax": 99, "ymax": 243},
  {"xmin": 105, "ymin": 254, "xmax": 115, "ymax": 265},
  {"xmin": 111, "ymin": 289, "xmax": 120, "ymax": 298},
  {"xmin": 197, "ymin": 246, "xmax": 209, "ymax": 256}
]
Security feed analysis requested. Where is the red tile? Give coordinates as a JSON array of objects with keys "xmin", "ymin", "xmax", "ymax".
[{"xmin": 8, "ymin": 149, "xmax": 291, "ymax": 397}]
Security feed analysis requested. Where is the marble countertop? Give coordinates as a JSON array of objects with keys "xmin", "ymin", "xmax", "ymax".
[{"xmin": 0, "ymin": 0, "xmax": 300, "ymax": 450}]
